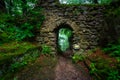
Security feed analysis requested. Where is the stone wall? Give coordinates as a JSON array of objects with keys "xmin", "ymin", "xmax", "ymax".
[{"xmin": 36, "ymin": 0, "xmax": 107, "ymax": 54}]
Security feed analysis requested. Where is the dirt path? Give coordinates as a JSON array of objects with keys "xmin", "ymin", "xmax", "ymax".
[
  {"xmin": 55, "ymin": 56, "xmax": 91, "ymax": 80},
  {"xmin": 15, "ymin": 56, "xmax": 92, "ymax": 80}
]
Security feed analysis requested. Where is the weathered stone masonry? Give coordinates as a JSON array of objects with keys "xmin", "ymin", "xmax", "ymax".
[{"xmin": 36, "ymin": 0, "xmax": 107, "ymax": 54}]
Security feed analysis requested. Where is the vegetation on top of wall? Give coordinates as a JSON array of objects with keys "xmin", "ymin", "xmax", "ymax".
[
  {"xmin": 57, "ymin": 4, "xmax": 101, "ymax": 8},
  {"xmin": 57, "ymin": 2, "xmax": 103, "ymax": 8},
  {"xmin": 58, "ymin": 0, "xmax": 116, "ymax": 7},
  {"xmin": 59, "ymin": 0, "xmax": 113, "ymax": 5}
]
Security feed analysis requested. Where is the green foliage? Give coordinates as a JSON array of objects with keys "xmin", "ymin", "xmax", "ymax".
[
  {"xmin": 59, "ymin": 0, "xmax": 79, "ymax": 4},
  {"xmin": 0, "ymin": 41, "xmax": 37, "ymax": 63},
  {"xmin": 0, "ymin": 41, "xmax": 41, "ymax": 79},
  {"xmin": 41, "ymin": 45, "xmax": 52, "ymax": 54},
  {"xmin": 89, "ymin": 56, "xmax": 120, "ymax": 80},
  {"xmin": 9, "ymin": 49, "xmax": 40, "ymax": 72},
  {"xmin": 0, "ymin": 8, "xmax": 44, "ymax": 43},
  {"xmin": 21, "ymin": 49, "xmax": 40, "ymax": 62},
  {"xmin": 0, "ymin": 26, "xmax": 9, "ymax": 44},
  {"xmin": 9, "ymin": 23, "xmax": 34, "ymax": 41},
  {"xmin": 13, "ymin": 77, "xmax": 18, "ymax": 80},
  {"xmin": 72, "ymin": 52, "xmax": 86, "ymax": 63},
  {"xmin": 4, "ymin": 0, "xmax": 23, "ymax": 16},
  {"xmin": 89, "ymin": 63, "xmax": 98, "ymax": 74},
  {"xmin": 105, "ymin": 7, "xmax": 120, "ymax": 17},
  {"xmin": 4, "ymin": 0, "xmax": 38, "ymax": 16},
  {"xmin": 100, "ymin": 42, "xmax": 120, "ymax": 79},
  {"xmin": 9, "ymin": 61, "xmax": 27, "ymax": 72},
  {"xmin": 103, "ymin": 43, "xmax": 120, "ymax": 57},
  {"xmin": 107, "ymin": 70, "xmax": 120, "ymax": 80},
  {"xmin": 59, "ymin": 0, "xmax": 113, "ymax": 5},
  {"xmin": 103, "ymin": 0, "xmax": 120, "ymax": 18},
  {"xmin": 100, "ymin": 0, "xmax": 112, "ymax": 4}
]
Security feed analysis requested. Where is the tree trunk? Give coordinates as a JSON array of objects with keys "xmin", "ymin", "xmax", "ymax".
[
  {"xmin": 0, "ymin": 0, "xmax": 5, "ymax": 12},
  {"xmin": 93, "ymin": 0, "xmax": 98, "ymax": 4},
  {"xmin": 22, "ymin": 0, "xmax": 27, "ymax": 14}
]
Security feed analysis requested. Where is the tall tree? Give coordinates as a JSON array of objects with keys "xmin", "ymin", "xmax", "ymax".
[
  {"xmin": 93, "ymin": 0, "xmax": 98, "ymax": 3},
  {"xmin": 0, "ymin": 0, "xmax": 6, "ymax": 11}
]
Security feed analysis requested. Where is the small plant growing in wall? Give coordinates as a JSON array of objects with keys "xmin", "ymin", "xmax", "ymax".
[
  {"xmin": 41, "ymin": 45, "xmax": 52, "ymax": 55},
  {"xmin": 72, "ymin": 52, "xmax": 86, "ymax": 63}
]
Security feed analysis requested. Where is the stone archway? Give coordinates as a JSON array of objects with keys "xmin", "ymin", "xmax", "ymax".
[{"xmin": 37, "ymin": 13, "xmax": 85, "ymax": 55}]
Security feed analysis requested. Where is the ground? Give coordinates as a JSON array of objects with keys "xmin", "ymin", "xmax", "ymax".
[
  {"xmin": 0, "ymin": 43, "xmax": 119, "ymax": 80},
  {"xmin": 14, "ymin": 55, "xmax": 92, "ymax": 80},
  {"xmin": 55, "ymin": 56, "xmax": 91, "ymax": 80}
]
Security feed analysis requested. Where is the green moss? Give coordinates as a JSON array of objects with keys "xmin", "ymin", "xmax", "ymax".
[
  {"xmin": 0, "ymin": 41, "xmax": 37, "ymax": 64},
  {"xmin": 41, "ymin": 44, "xmax": 52, "ymax": 55}
]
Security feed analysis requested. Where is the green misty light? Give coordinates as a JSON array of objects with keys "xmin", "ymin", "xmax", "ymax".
[{"xmin": 58, "ymin": 28, "xmax": 72, "ymax": 52}]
